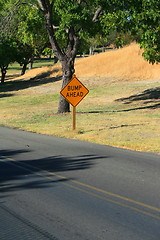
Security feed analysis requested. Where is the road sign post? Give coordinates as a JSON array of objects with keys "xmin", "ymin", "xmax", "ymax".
[
  {"xmin": 60, "ymin": 75, "xmax": 89, "ymax": 130},
  {"xmin": 72, "ymin": 106, "xmax": 76, "ymax": 130}
]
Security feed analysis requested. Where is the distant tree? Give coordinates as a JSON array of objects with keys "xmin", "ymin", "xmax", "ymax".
[
  {"xmin": 87, "ymin": 34, "xmax": 109, "ymax": 55},
  {"xmin": 0, "ymin": 38, "xmax": 17, "ymax": 84},
  {"xmin": 0, "ymin": 0, "xmax": 18, "ymax": 37},
  {"xmin": 0, "ymin": 0, "xmax": 48, "ymax": 77},
  {"xmin": 16, "ymin": 43, "xmax": 34, "ymax": 75},
  {"xmin": 106, "ymin": 31, "xmax": 135, "ymax": 49},
  {"xmin": 0, "ymin": 1, "xmax": 32, "ymax": 80},
  {"xmin": 42, "ymin": 47, "xmax": 53, "ymax": 58},
  {"xmin": 0, "ymin": 1, "xmax": 17, "ymax": 83},
  {"xmin": 16, "ymin": 4, "xmax": 48, "ymax": 58}
]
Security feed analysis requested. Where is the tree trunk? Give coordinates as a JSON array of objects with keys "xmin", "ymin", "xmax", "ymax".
[
  {"xmin": 21, "ymin": 63, "xmax": 27, "ymax": 75},
  {"xmin": 1, "ymin": 66, "xmax": 7, "ymax": 84},
  {"xmin": 38, "ymin": 1, "xmax": 79, "ymax": 113},
  {"xmin": 57, "ymin": 58, "xmax": 75, "ymax": 113},
  {"xmin": 28, "ymin": 57, "xmax": 34, "ymax": 70},
  {"xmin": 44, "ymin": 15, "xmax": 78, "ymax": 113}
]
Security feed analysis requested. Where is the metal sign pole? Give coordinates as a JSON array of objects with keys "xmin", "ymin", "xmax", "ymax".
[{"xmin": 72, "ymin": 106, "xmax": 76, "ymax": 130}]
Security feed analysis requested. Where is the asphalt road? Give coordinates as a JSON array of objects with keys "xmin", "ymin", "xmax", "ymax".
[{"xmin": 0, "ymin": 126, "xmax": 160, "ymax": 240}]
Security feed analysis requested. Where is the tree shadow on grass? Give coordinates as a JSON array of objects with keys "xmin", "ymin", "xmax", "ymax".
[
  {"xmin": 115, "ymin": 87, "xmax": 160, "ymax": 111},
  {"xmin": 0, "ymin": 68, "xmax": 62, "ymax": 93},
  {"xmin": 5, "ymin": 74, "xmax": 20, "ymax": 81},
  {"xmin": 0, "ymin": 149, "xmax": 106, "ymax": 193},
  {"xmin": 74, "ymin": 87, "xmax": 160, "ymax": 115},
  {"xmin": 116, "ymin": 87, "xmax": 160, "ymax": 103},
  {"xmin": 0, "ymin": 93, "xmax": 14, "ymax": 98}
]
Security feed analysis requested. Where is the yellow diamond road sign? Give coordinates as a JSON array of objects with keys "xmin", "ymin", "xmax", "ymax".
[{"xmin": 60, "ymin": 75, "xmax": 89, "ymax": 107}]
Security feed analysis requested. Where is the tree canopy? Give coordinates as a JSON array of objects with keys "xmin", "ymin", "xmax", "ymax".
[
  {"xmin": 0, "ymin": 0, "xmax": 49, "ymax": 82},
  {"xmin": 0, "ymin": 37, "xmax": 18, "ymax": 83},
  {"xmin": 101, "ymin": 0, "xmax": 160, "ymax": 64},
  {"xmin": 133, "ymin": 0, "xmax": 160, "ymax": 64}
]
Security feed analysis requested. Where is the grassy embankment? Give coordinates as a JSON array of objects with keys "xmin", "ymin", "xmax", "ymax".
[{"xmin": 0, "ymin": 44, "xmax": 160, "ymax": 154}]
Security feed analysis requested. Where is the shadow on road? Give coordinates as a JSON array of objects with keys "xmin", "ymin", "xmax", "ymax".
[{"xmin": 0, "ymin": 149, "xmax": 106, "ymax": 193}]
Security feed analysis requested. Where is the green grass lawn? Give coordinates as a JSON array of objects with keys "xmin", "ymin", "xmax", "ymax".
[
  {"xmin": 1, "ymin": 64, "xmax": 160, "ymax": 154},
  {"xmin": 7, "ymin": 59, "xmax": 54, "ymax": 74}
]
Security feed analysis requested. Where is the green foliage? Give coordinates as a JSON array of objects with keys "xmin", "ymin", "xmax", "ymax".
[
  {"xmin": 0, "ymin": 38, "xmax": 17, "ymax": 67},
  {"xmin": 15, "ymin": 42, "xmax": 34, "ymax": 65},
  {"xmin": 42, "ymin": 48, "xmax": 53, "ymax": 57},
  {"xmin": 0, "ymin": 37, "xmax": 19, "ymax": 83},
  {"xmin": 53, "ymin": 0, "xmax": 101, "ymax": 48},
  {"xmin": 0, "ymin": 0, "xmax": 20, "ymax": 38},
  {"xmin": 101, "ymin": 10, "xmax": 130, "ymax": 34},
  {"xmin": 140, "ymin": 28, "xmax": 160, "ymax": 64},
  {"xmin": 16, "ymin": 5, "xmax": 48, "ymax": 56},
  {"xmin": 134, "ymin": 2, "xmax": 160, "ymax": 64},
  {"xmin": 107, "ymin": 31, "xmax": 135, "ymax": 48},
  {"xmin": 18, "ymin": 0, "xmax": 160, "ymax": 64},
  {"xmin": 102, "ymin": 0, "xmax": 160, "ymax": 63}
]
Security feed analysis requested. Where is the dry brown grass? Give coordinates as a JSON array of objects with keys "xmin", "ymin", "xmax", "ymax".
[
  {"xmin": 75, "ymin": 43, "xmax": 160, "ymax": 81},
  {"xmin": 13, "ymin": 43, "xmax": 160, "ymax": 83},
  {"xmin": 14, "ymin": 64, "xmax": 62, "ymax": 81}
]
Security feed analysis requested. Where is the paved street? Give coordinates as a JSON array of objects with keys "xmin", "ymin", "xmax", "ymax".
[{"xmin": 0, "ymin": 126, "xmax": 160, "ymax": 239}]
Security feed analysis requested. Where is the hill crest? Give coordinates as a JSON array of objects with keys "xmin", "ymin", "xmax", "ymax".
[{"xmin": 75, "ymin": 43, "xmax": 160, "ymax": 80}]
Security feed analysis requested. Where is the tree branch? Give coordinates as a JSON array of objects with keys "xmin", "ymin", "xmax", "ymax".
[
  {"xmin": 21, "ymin": 3, "xmax": 39, "ymax": 10},
  {"xmin": 66, "ymin": 27, "xmax": 79, "ymax": 59},
  {"xmin": 51, "ymin": 0, "xmax": 54, "ymax": 8},
  {"xmin": 36, "ymin": 0, "xmax": 45, "ymax": 11},
  {"xmin": 92, "ymin": 6, "xmax": 102, "ymax": 22},
  {"xmin": 53, "ymin": 25, "xmax": 59, "ymax": 29}
]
